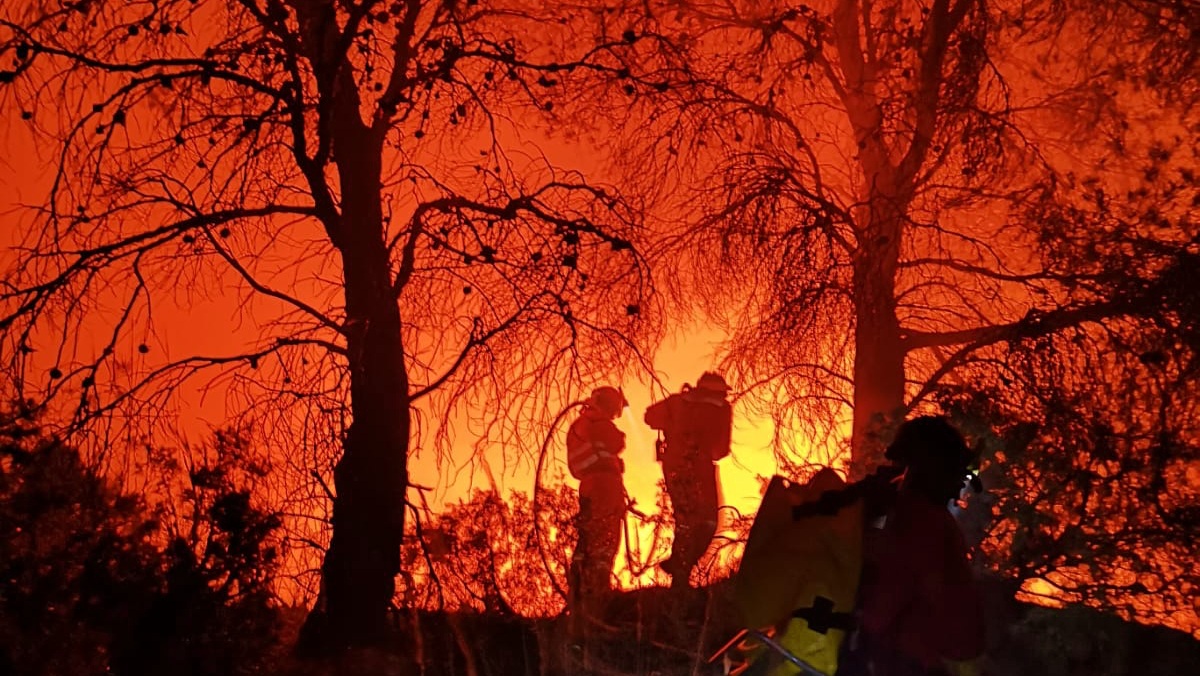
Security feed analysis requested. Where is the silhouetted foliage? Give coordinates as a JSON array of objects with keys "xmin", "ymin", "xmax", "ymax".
[
  {"xmin": 401, "ymin": 486, "xmax": 575, "ymax": 617},
  {"xmin": 581, "ymin": 0, "xmax": 1200, "ymax": 632},
  {"xmin": 941, "ymin": 300, "xmax": 1200, "ymax": 635},
  {"xmin": 595, "ymin": 0, "xmax": 1198, "ymax": 467},
  {"xmin": 0, "ymin": 406, "xmax": 283, "ymax": 675},
  {"xmin": 0, "ymin": 0, "xmax": 657, "ymax": 650},
  {"xmin": 922, "ymin": 132, "xmax": 1200, "ymax": 635}
]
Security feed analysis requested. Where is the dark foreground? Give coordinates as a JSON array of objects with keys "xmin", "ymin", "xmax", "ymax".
[{"xmin": 278, "ymin": 579, "xmax": 1200, "ymax": 676}]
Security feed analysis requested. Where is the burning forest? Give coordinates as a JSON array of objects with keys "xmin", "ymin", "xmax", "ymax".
[{"xmin": 0, "ymin": 0, "xmax": 1197, "ymax": 675}]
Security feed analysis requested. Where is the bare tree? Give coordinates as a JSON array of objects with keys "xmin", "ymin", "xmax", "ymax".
[
  {"xmin": 932, "ymin": 135, "xmax": 1200, "ymax": 631},
  {"xmin": 0, "ymin": 0, "xmax": 657, "ymax": 653},
  {"xmin": 595, "ymin": 0, "xmax": 1198, "ymax": 472},
  {"xmin": 572, "ymin": 0, "xmax": 1199, "ymax": 629}
]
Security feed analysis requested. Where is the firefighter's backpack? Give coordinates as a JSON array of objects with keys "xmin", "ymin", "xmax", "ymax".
[
  {"xmin": 645, "ymin": 386, "xmax": 728, "ymax": 461},
  {"xmin": 733, "ymin": 469, "xmax": 864, "ymax": 676}
]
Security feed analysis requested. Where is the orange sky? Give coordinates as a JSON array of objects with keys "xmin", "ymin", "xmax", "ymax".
[
  {"xmin": 4, "ymin": 3, "xmax": 1199, "ymax": 642},
  {"xmin": 1, "ymin": 90, "xmax": 798, "ymax": 594}
]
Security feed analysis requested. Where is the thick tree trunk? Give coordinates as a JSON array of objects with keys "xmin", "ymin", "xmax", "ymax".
[
  {"xmin": 321, "ymin": 240, "xmax": 410, "ymax": 648},
  {"xmin": 833, "ymin": 0, "xmax": 969, "ymax": 471},
  {"xmin": 832, "ymin": 1, "xmax": 910, "ymax": 474},
  {"xmin": 850, "ymin": 243, "xmax": 906, "ymax": 476},
  {"xmin": 849, "ymin": 155, "xmax": 907, "ymax": 475},
  {"xmin": 301, "ymin": 111, "xmax": 410, "ymax": 652}
]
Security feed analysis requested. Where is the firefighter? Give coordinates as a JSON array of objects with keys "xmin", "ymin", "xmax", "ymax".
[
  {"xmin": 841, "ymin": 416, "xmax": 986, "ymax": 676},
  {"xmin": 566, "ymin": 385, "xmax": 628, "ymax": 626},
  {"xmin": 645, "ymin": 371, "xmax": 733, "ymax": 588}
]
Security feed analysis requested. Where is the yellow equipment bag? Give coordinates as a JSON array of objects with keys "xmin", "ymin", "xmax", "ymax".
[{"xmin": 732, "ymin": 469, "xmax": 864, "ymax": 676}]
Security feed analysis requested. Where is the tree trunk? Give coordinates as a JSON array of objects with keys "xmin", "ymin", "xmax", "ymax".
[
  {"xmin": 850, "ymin": 242, "xmax": 906, "ymax": 476},
  {"xmin": 849, "ymin": 216, "xmax": 902, "ymax": 475},
  {"xmin": 300, "ymin": 110, "xmax": 411, "ymax": 652},
  {"xmin": 834, "ymin": 0, "xmax": 971, "ymax": 471},
  {"xmin": 849, "ymin": 157, "xmax": 907, "ymax": 474},
  {"xmin": 832, "ymin": 0, "xmax": 910, "ymax": 473}
]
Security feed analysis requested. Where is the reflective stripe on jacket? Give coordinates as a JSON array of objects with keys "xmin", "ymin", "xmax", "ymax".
[{"xmin": 567, "ymin": 407, "xmax": 625, "ymax": 479}]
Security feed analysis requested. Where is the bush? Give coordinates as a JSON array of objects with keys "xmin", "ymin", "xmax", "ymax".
[{"xmin": 0, "ymin": 407, "xmax": 282, "ymax": 675}]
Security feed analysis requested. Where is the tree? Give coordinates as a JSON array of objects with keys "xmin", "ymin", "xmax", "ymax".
[
  {"xmin": 560, "ymin": 0, "xmax": 1200, "ymax": 629},
  {"xmin": 1, "ymin": 0, "xmax": 655, "ymax": 652},
  {"xmin": 937, "ymin": 144, "xmax": 1200, "ymax": 633},
  {"xmin": 596, "ymin": 0, "xmax": 1198, "ymax": 472}
]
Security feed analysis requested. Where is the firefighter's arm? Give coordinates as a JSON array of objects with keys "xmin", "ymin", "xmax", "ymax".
[
  {"xmin": 598, "ymin": 421, "xmax": 626, "ymax": 472},
  {"xmin": 714, "ymin": 402, "xmax": 732, "ymax": 459}
]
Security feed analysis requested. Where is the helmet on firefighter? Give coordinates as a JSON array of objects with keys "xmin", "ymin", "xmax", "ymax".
[
  {"xmin": 885, "ymin": 416, "xmax": 977, "ymax": 475},
  {"xmin": 695, "ymin": 371, "xmax": 730, "ymax": 394},
  {"xmin": 588, "ymin": 386, "xmax": 628, "ymax": 418}
]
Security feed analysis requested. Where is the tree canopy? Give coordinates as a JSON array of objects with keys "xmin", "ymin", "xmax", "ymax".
[
  {"xmin": 1, "ymin": 0, "xmax": 657, "ymax": 652},
  {"xmin": 2, "ymin": 0, "xmax": 1198, "ymax": 655}
]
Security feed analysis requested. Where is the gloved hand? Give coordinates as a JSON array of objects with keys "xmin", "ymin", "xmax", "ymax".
[{"xmin": 941, "ymin": 657, "xmax": 983, "ymax": 676}]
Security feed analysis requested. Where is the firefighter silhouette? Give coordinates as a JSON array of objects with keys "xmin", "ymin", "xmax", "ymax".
[
  {"xmin": 840, "ymin": 416, "xmax": 986, "ymax": 676},
  {"xmin": 566, "ymin": 385, "xmax": 628, "ymax": 625},
  {"xmin": 645, "ymin": 372, "xmax": 732, "ymax": 588}
]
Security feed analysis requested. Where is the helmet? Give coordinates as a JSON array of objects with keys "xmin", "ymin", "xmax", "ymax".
[
  {"xmin": 884, "ymin": 416, "xmax": 977, "ymax": 473},
  {"xmin": 589, "ymin": 386, "xmax": 628, "ymax": 418},
  {"xmin": 696, "ymin": 371, "xmax": 730, "ymax": 393}
]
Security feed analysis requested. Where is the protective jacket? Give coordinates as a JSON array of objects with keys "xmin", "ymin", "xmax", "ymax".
[
  {"xmin": 567, "ymin": 405, "xmax": 625, "ymax": 479},
  {"xmin": 853, "ymin": 490, "xmax": 986, "ymax": 674},
  {"xmin": 644, "ymin": 387, "xmax": 732, "ymax": 463}
]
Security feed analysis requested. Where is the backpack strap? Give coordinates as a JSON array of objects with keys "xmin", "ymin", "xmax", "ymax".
[
  {"xmin": 791, "ymin": 595, "xmax": 857, "ymax": 634},
  {"xmin": 791, "ymin": 465, "xmax": 904, "ymax": 520}
]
